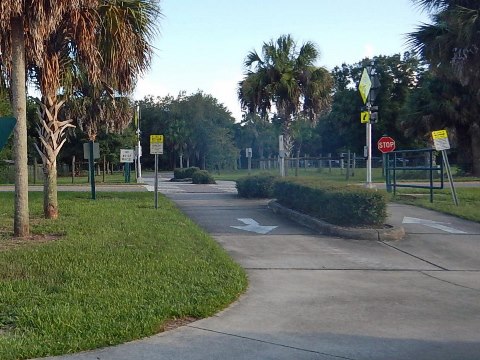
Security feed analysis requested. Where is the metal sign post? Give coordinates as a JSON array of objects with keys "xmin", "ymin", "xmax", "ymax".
[
  {"xmin": 83, "ymin": 142, "xmax": 100, "ymax": 199},
  {"xmin": 278, "ymin": 135, "xmax": 285, "ymax": 177},
  {"xmin": 135, "ymin": 105, "xmax": 143, "ymax": 183},
  {"xmin": 432, "ymin": 130, "xmax": 458, "ymax": 206},
  {"xmin": 150, "ymin": 135, "xmax": 164, "ymax": 209},
  {"xmin": 359, "ymin": 63, "xmax": 380, "ymax": 189},
  {"xmin": 359, "ymin": 68, "xmax": 372, "ymax": 188}
]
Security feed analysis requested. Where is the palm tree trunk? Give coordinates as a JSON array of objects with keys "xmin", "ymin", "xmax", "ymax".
[
  {"xmin": 35, "ymin": 96, "xmax": 74, "ymax": 219},
  {"xmin": 43, "ymin": 162, "xmax": 58, "ymax": 219},
  {"xmin": 471, "ymin": 123, "xmax": 480, "ymax": 176},
  {"xmin": 11, "ymin": 17, "xmax": 30, "ymax": 237}
]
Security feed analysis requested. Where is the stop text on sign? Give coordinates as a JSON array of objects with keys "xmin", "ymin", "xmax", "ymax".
[{"xmin": 377, "ymin": 136, "xmax": 396, "ymax": 153}]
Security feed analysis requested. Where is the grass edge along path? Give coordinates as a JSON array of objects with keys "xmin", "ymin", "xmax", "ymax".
[
  {"xmin": 0, "ymin": 192, "xmax": 247, "ymax": 360},
  {"xmin": 392, "ymin": 187, "xmax": 480, "ymax": 223}
]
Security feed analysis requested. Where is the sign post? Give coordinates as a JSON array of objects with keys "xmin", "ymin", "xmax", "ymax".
[
  {"xmin": 378, "ymin": 136, "xmax": 396, "ymax": 193},
  {"xmin": 432, "ymin": 129, "xmax": 458, "ymax": 206},
  {"xmin": 358, "ymin": 63, "xmax": 380, "ymax": 189},
  {"xmin": 278, "ymin": 135, "xmax": 285, "ymax": 177},
  {"xmin": 359, "ymin": 68, "xmax": 373, "ymax": 188},
  {"xmin": 83, "ymin": 142, "xmax": 100, "ymax": 199},
  {"xmin": 150, "ymin": 135, "xmax": 164, "ymax": 209},
  {"xmin": 135, "ymin": 105, "xmax": 143, "ymax": 183}
]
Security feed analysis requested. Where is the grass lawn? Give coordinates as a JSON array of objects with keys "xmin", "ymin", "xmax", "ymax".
[
  {"xmin": 0, "ymin": 192, "xmax": 247, "ymax": 360},
  {"xmin": 391, "ymin": 187, "xmax": 480, "ymax": 223}
]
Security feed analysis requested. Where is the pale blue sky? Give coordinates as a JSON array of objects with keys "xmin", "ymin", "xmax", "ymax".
[{"xmin": 134, "ymin": 0, "xmax": 431, "ymax": 121}]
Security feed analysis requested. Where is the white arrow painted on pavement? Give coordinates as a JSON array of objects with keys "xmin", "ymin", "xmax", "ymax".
[
  {"xmin": 231, "ymin": 218, "xmax": 277, "ymax": 234},
  {"xmin": 402, "ymin": 217, "xmax": 466, "ymax": 234}
]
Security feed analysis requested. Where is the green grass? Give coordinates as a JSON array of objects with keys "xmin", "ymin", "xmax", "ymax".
[
  {"xmin": 0, "ymin": 192, "xmax": 247, "ymax": 360},
  {"xmin": 391, "ymin": 187, "xmax": 480, "ymax": 223},
  {"xmin": 56, "ymin": 173, "xmax": 135, "ymax": 185}
]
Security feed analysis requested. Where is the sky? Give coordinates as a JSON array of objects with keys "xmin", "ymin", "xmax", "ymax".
[{"xmin": 134, "ymin": 0, "xmax": 432, "ymax": 121}]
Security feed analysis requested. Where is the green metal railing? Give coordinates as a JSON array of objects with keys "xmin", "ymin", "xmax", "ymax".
[{"xmin": 386, "ymin": 148, "xmax": 444, "ymax": 203}]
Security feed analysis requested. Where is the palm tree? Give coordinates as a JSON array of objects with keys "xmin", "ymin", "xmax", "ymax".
[
  {"xmin": 408, "ymin": 0, "xmax": 480, "ymax": 175},
  {"xmin": 238, "ymin": 34, "xmax": 332, "ymax": 174},
  {"xmin": 0, "ymin": 0, "xmax": 160, "ymax": 218},
  {"xmin": 67, "ymin": 0, "xmax": 160, "ymax": 142},
  {"xmin": 0, "ymin": 2, "xmax": 98, "ymax": 234}
]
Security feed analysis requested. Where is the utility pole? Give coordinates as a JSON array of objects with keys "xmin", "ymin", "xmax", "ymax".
[
  {"xmin": 135, "ymin": 105, "xmax": 143, "ymax": 183},
  {"xmin": 359, "ymin": 61, "xmax": 380, "ymax": 189}
]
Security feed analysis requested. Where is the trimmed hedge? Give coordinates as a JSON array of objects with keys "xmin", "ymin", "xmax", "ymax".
[
  {"xmin": 174, "ymin": 167, "xmax": 200, "ymax": 180},
  {"xmin": 236, "ymin": 174, "xmax": 277, "ymax": 198},
  {"xmin": 273, "ymin": 178, "xmax": 387, "ymax": 226},
  {"xmin": 192, "ymin": 170, "xmax": 216, "ymax": 184}
]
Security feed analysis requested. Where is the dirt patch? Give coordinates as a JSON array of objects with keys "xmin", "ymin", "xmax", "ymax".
[
  {"xmin": 0, "ymin": 233, "xmax": 64, "ymax": 251},
  {"xmin": 160, "ymin": 317, "xmax": 198, "ymax": 332}
]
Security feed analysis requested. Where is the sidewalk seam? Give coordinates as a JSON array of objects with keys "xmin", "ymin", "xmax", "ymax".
[{"xmin": 187, "ymin": 325, "xmax": 357, "ymax": 360}]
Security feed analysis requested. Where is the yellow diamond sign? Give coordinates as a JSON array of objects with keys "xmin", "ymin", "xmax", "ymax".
[{"xmin": 359, "ymin": 68, "xmax": 371, "ymax": 104}]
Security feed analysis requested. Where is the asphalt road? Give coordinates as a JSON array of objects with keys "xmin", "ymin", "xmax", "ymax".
[{"xmin": 41, "ymin": 176, "xmax": 480, "ymax": 360}]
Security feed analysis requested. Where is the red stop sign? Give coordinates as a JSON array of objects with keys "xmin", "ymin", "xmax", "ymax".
[{"xmin": 377, "ymin": 136, "xmax": 396, "ymax": 153}]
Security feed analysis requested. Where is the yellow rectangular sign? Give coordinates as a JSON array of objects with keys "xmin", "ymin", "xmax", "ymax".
[
  {"xmin": 150, "ymin": 134, "xmax": 164, "ymax": 143},
  {"xmin": 361, "ymin": 111, "xmax": 370, "ymax": 124},
  {"xmin": 432, "ymin": 130, "xmax": 448, "ymax": 140}
]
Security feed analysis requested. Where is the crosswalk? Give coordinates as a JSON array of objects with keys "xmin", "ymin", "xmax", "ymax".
[{"xmin": 142, "ymin": 178, "xmax": 237, "ymax": 194}]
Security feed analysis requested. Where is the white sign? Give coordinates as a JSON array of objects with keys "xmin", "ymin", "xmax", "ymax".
[
  {"xmin": 246, "ymin": 148, "xmax": 252, "ymax": 158},
  {"xmin": 120, "ymin": 149, "xmax": 134, "ymax": 163}
]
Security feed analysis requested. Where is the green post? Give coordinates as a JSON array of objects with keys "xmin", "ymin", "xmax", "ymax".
[
  {"xmin": 124, "ymin": 163, "xmax": 131, "ymax": 183},
  {"xmin": 89, "ymin": 141, "xmax": 96, "ymax": 200}
]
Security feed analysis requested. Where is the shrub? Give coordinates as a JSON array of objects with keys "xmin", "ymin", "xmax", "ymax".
[
  {"xmin": 273, "ymin": 178, "xmax": 386, "ymax": 226},
  {"xmin": 174, "ymin": 167, "xmax": 200, "ymax": 180},
  {"xmin": 192, "ymin": 170, "xmax": 216, "ymax": 184},
  {"xmin": 236, "ymin": 174, "xmax": 277, "ymax": 198}
]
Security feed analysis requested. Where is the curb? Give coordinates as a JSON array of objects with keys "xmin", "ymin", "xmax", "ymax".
[{"xmin": 268, "ymin": 200, "xmax": 405, "ymax": 241}]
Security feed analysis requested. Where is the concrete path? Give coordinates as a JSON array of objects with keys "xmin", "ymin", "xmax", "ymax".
[{"xmin": 42, "ymin": 176, "xmax": 480, "ymax": 360}]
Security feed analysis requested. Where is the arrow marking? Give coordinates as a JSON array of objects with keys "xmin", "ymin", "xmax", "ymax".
[
  {"xmin": 231, "ymin": 218, "xmax": 277, "ymax": 234},
  {"xmin": 402, "ymin": 217, "xmax": 466, "ymax": 234}
]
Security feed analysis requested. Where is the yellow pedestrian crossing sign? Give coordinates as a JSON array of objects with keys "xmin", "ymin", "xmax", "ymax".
[
  {"xmin": 361, "ymin": 111, "xmax": 370, "ymax": 124},
  {"xmin": 359, "ymin": 68, "xmax": 372, "ymax": 104}
]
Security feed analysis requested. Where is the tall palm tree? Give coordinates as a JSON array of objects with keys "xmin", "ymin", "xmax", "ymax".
[
  {"xmin": 0, "ymin": 1, "xmax": 98, "ymax": 234},
  {"xmin": 67, "ymin": 0, "xmax": 160, "ymax": 142},
  {"xmin": 31, "ymin": 0, "xmax": 159, "ymax": 218},
  {"xmin": 238, "ymin": 34, "xmax": 333, "ymax": 167},
  {"xmin": 408, "ymin": 0, "xmax": 480, "ymax": 175}
]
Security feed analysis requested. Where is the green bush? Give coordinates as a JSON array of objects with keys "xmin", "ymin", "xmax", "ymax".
[
  {"xmin": 174, "ymin": 167, "xmax": 200, "ymax": 180},
  {"xmin": 273, "ymin": 178, "xmax": 387, "ymax": 226},
  {"xmin": 192, "ymin": 170, "xmax": 216, "ymax": 184},
  {"xmin": 236, "ymin": 174, "xmax": 278, "ymax": 198}
]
